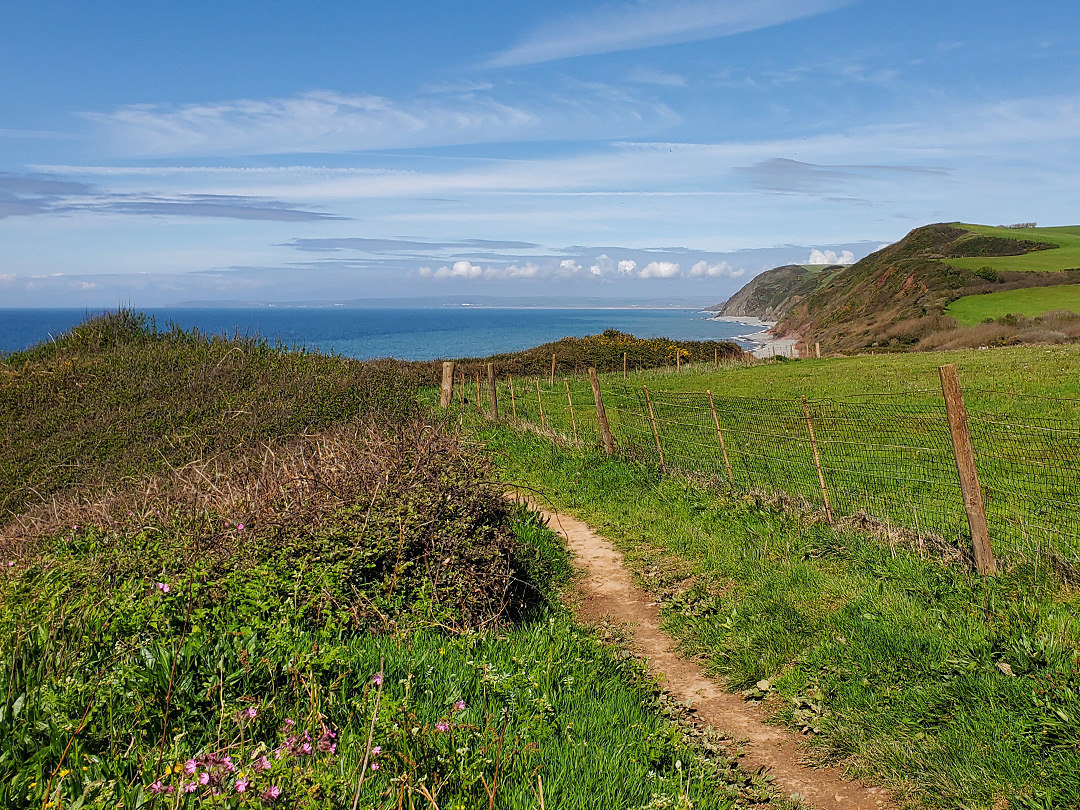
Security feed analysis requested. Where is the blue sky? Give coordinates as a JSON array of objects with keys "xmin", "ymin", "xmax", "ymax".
[{"xmin": 2, "ymin": 0, "xmax": 1078, "ymax": 306}]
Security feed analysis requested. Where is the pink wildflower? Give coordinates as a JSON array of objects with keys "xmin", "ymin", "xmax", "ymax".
[
  {"xmin": 245, "ymin": 706, "xmax": 258, "ymax": 719},
  {"xmin": 223, "ymin": 756, "xmax": 236, "ymax": 772},
  {"xmin": 156, "ymin": 582, "xmax": 170, "ymax": 593},
  {"xmin": 199, "ymin": 772, "xmax": 210, "ymax": 785},
  {"xmin": 183, "ymin": 781, "xmax": 198, "ymax": 793},
  {"xmin": 184, "ymin": 759, "xmax": 197, "ymax": 775},
  {"xmin": 262, "ymin": 785, "xmax": 282, "ymax": 801},
  {"xmin": 453, "ymin": 699, "xmax": 466, "ymax": 711},
  {"xmin": 369, "ymin": 762, "xmax": 380, "ymax": 771},
  {"xmin": 237, "ymin": 523, "xmax": 244, "ymax": 530},
  {"xmin": 149, "ymin": 781, "xmax": 164, "ymax": 794},
  {"xmin": 235, "ymin": 777, "xmax": 249, "ymax": 793},
  {"xmin": 371, "ymin": 745, "xmax": 381, "ymax": 756},
  {"xmin": 300, "ymin": 742, "xmax": 312, "ymax": 755},
  {"xmin": 254, "ymin": 756, "xmax": 271, "ymax": 772},
  {"xmin": 435, "ymin": 721, "xmax": 450, "ymax": 733},
  {"xmin": 371, "ymin": 673, "xmax": 383, "ymax": 686}
]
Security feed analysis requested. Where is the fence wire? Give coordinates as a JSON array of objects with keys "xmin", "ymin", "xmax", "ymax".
[{"xmin": 485, "ymin": 373, "xmax": 1080, "ymax": 571}]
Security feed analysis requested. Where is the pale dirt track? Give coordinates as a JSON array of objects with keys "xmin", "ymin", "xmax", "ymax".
[{"xmin": 519, "ymin": 498, "xmax": 896, "ymax": 810}]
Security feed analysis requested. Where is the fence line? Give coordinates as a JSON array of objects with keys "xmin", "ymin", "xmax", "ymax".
[{"xmin": 459, "ymin": 369, "xmax": 1080, "ymax": 573}]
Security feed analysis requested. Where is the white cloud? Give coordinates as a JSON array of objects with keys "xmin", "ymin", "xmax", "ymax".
[
  {"xmin": 486, "ymin": 0, "xmax": 852, "ymax": 67},
  {"xmin": 807, "ymin": 248, "xmax": 856, "ymax": 264},
  {"xmin": 618, "ymin": 259, "xmax": 638, "ymax": 274},
  {"xmin": 639, "ymin": 260, "xmax": 681, "ymax": 278},
  {"xmin": 589, "ymin": 253, "xmax": 615, "ymax": 275},
  {"xmin": 420, "ymin": 260, "xmax": 484, "ymax": 279},
  {"xmin": 689, "ymin": 260, "xmax": 743, "ymax": 277},
  {"xmin": 558, "ymin": 259, "xmax": 583, "ymax": 275}
]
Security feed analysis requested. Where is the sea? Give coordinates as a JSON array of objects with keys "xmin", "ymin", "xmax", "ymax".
[{"xmin": 0, "ymin": 307, "xmax": 760, "ymax": 361}]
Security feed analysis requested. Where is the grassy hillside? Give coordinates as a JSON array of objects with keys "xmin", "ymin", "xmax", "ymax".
[
  {"xmin": 943, "ymin": 224, "xmax": 1080, "ymax": 273},
  {"xmin": 770, "ymin": 223, "xmax": 1080, "ymax": 352},
  {"xmin": 0, "ymin": 313, "xmax": 774, "ymax": 810},
  {"xmin": 707, "ymin": 264, "xmax": 840, "ymax": 319},
  {"xmin": 946, "ymin": 284, "xmax": 1080, "ymax": 325}
]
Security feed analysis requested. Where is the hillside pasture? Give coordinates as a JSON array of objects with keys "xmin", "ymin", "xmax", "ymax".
[
  {"xmin": 946, "ymin": 283, "xmax": 1080, "ymax": 325},
  {"xmin": 943, "ymin": 223, "xmax": 1080, "ymax": 273}
]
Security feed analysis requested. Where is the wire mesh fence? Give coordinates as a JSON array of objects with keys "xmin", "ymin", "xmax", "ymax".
[{"xmin": 464, "ymin": 368, "xmax": 1080, "ymax": 573}]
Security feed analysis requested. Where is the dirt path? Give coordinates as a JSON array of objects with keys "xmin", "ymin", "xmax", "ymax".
[{"xmin": 523, "ymin": 499, "xmax": 896, "ymax": 810}]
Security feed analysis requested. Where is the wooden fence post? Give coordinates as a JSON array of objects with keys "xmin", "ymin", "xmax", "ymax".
[
  {"xmin": 815, "ymin": 342, "xmax": 821, "ymax": 359},
  {"xmin": 508, "ymin": 373, "xmax": 517, "ymax": 421},
  {"xmin": 643, "ymin": 385, "xmax": 667, "ymax": 474},
  {"xmin": 550, "ymin": 354, "xmax": 556, "ymax": 386},
  {"xmin": 677, "ymin": 351, "xmax": 681, "ymax": 373},
  {"xmin": 623, "ymin": 351, "xmax": 628, "ymax": 379},
  {"xmin": 801, "ymin": 396, "xmax": 834, "ymax": 525},
  {"xmin": 564, "ymin": 379, "xmax": 578, "ymax": 442},
  {"xmin": 535, "ymin": 378, "xmax": 547, "ymax": 433},
  {"xmin": 707, "ymin": 390, "xmax": 735, "ymax": 487},
  {"xmin": 939, "ymin": 364, "xmax": 996, "ymax": 575},
  {"xmin": 588, "ymin": 367, "xmax": 614, "ymax": 455},
  {"xmin": 714, "ymin": 347, "xmax": 718, "ymax": 371},
  {"xmin": 439, "ymin": 361, "xmax": 455, "ymax": 408},
  {"xmin": 486, "ymin": 363, "xmax": 498, "ymax": 419}
]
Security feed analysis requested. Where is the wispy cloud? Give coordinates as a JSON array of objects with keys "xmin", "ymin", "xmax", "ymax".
[
  {"xmin": 735, "ymin": 158, "xmax": 950, "ymax": 194},
  {"xmin": 0, "ymin": 172, "xmax": 342, "ymax": 222},
  {"xmin": 486, "ymin": 0, "xmax": 853, "ymax": 67},
  {"xmin": 84, "ymin": 87, "xmax": 677, "ymax": 157},
  {"xmin": 285, "ymin": 237, "xmax": 540, "ymax": 253}
]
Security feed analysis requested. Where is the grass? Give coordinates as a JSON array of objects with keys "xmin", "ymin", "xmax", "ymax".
[
  {"xmin": 0, "ymin": 312, "xmax": 777, "ymax": 810},
  {"xmin": 455, "ymin": 344, "xmax": 1080, "ymax": 570},
  {"xmin": 942, "ymin": 224, "xmax": 1080, "ymax": 274},
  {"xmin": 472, "ymin": 420, "xmax": 1080, "ymax": 810},
  {"xmin": 945, "ymin": 285, "xmax": 1080, "ymax": 325},
  {"xmin": 1, "ymin": 506, "xmax": 757, "ymax": 810}
]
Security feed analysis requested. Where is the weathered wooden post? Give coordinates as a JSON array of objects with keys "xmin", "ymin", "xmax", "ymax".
[
  {"xmin": 564, "ymin": 379, "xmax": 578, "ymax": 442},
  {"xmin": 643, "ymin": 385, "xmax": 667, "ymax": 474},
  {"xmin": 535, "ymin": 378, "xmax": 547, "ymax": 433},
  {"xmin": 486, "ymin": 363, "xmax": 498, "ymax": 419},
  {"xmin": 801, "ymin": 396, "xmax": 834, "ymax": 525},
  {"xmin": 550, "ymin": 354, "xmax": 556, "ymax": 386},
  {"xmin": 939, "ymin": 364, "xmax": 996, "ymax": 575},
  {"xmin": 623, "ymin": 351, "xmax": 628, "ymax": 379},
  {"xmin": 815, "ymin": 342, "xmax": 821, "ymax": 359},
  {"xmin": 439, "ymin": 361, "xmax": 455, "ymax": 408},
  {"xmin": 508, "ymin": 373, "xmax": 517, "ymax": 420},
  {"xmin": 707, "ymin": 390, "xmax": 735, "ymax": 487},
  {"xmin": 588, "ymin": 367, "xmax": 614, "ymax": 455},
  {"xmin": 714, "ymin": 347, "xmax": 719, "ymax": 371},
  {"xmin": 677, "ymin": 351, "xmax": 681, "ymax": 373}
]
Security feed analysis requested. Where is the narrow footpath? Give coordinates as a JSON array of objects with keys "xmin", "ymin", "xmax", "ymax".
[{"xmin": 522, "ymin": 499, "xmax": 896, "ymax": 810}]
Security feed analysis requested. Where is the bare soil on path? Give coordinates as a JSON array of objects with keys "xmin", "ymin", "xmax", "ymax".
[{"xmin": 519, "ymin": 498, "xmax": 897, "ymax": 810}]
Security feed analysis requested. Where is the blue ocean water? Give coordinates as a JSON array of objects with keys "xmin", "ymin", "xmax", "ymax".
[{"xmin": 0, "ymin": 307, "xmax": 756, "ymax": 361}]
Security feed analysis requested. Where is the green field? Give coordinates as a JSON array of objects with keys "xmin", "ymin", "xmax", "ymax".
[
  {"xmin": 943, "ymin": 223, "xmax": 1080, "ymax": 273},
  {"xmin": 946, "ymin": 283, "xmax": 1080, "ymax": 325},
  {"xmin": 471, "ymin": 344, "xmax": 1080, "ymax": 569}
]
